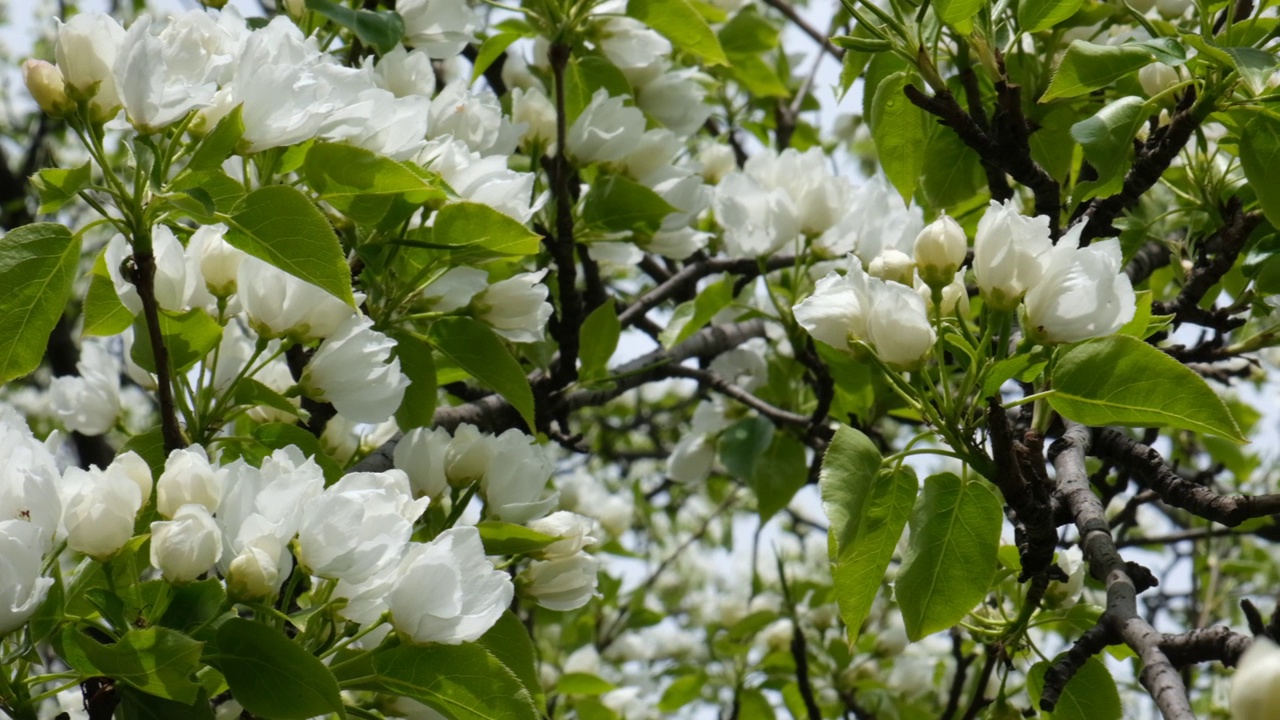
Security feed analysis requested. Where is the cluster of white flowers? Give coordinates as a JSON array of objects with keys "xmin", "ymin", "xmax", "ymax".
[
  {"xmin": 393, "ymin": 425, "xmax": 602, "ymax": 611},
  {"xmin": 793, "ymin": 200, "xmax": 1137, "ymax": 368}
]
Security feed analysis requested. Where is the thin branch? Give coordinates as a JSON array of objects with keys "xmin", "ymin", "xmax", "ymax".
[
  {"xmin": 128, "ymin": 244, "xmax": 186, "ymax": 453},
  {"xmin": 665, "ymin": 365, "xmax": 826, "ymax": 437},
  {"xmin": 1093, "ymin": 427, "xmax": 1280, "ymax": 527},
  {"xmin": 760, "ymin": 0, "xmax": 844, "ymax": 59},
  {"xmin": 547, "ymin": 43, "xmax": 583, "ymax": 389},
  {"xmin": 618, "ymin": 256, "xmax": 795, "ymax": 328},
  {"xmin": 351, "ymin": 319, "xmax": 772, "ymax": 472}
]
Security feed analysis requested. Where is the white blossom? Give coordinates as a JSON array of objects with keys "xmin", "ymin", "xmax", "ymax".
[
  {"xmin": 913, "ymin": 215, "xmax": 967, "ymax": 290},
  {"xmin": 297, "ymin": 470, "xmax": 427, "ymax": 583},
  {"xmin": 528, "ymin": 512, "xmax": 599, "ymax": 559},
  {"xmin": 399, "ymin": 0, "xmax": 477, "ymax": 58},
  {"xmin": 237, "ymin": 255, "xmax": 355, "ymax": 341},
  {"xmin": 301, "ymin": 314, "xmax": 408, "ymax": 423},
  {"xmin": 567, "ymin": 90, "xmax": 646, "ymax": 164},
  {"xmin": 1023, "ymin": 234, "xmax": 1135, "ymax": 345},
  {"xmin": 393, "ymin": 426, "xmax": 452, "ymax": 499},
  {"xmin": 157, "ymin": 446, "xmax": 222, "ymax": 517},
  {"xmin": 61, "ymin": 452, "xmax": 150, "ymax": 560},
  {"xmin": 0, "ymin": 520, "xmax": 54, "ymax": 637},
  {"xmin": 387, "ymin": 527, "xmax": 513, "ymax": 644},
  {"xmin": 520, "ymin": 553, "xmax": 599, "ymax": 611},
  {"xmin": 150, "ymin": 504, "xmax": 223, "ymax": 583},
  {"xmin": 473, "ymin": 270, "xmax": 553, "ymax": 343},
  {"xmin": 973, "ymin": 200, "xmax": 1052, "ymax": 311},
  {"xmin": 1232, "ymin": 638, "xmax": 1280, "ymax": 720},
  {"xmin": 55, "ymin": 12, "xmax": 126, "ymax": 121},
  {"xmin": 0, "ymin": 408, "xmax": 63, "ymax": 546},
  {"xmin": 481, "ymin": 430, "xmax": 557, "ymax": 523},
  {"xmin": 50, "ymin": 340, "xmax": 121, "ymax": 437}
]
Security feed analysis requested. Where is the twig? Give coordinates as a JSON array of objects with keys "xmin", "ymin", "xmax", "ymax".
[
  {"xmin": 548, "ymin": 43, "xmax": 583, "ymax": 389},
  {"xmin": 760, "ymin": 0, "xmax": 844, "ymax": 59},
  {"xmin": 618, "ymin": 255, "xmax": 795, "ymax": 328},
  {"xmin": 128, "ymin": 240, "xmax": 186, "ymax": 453}
]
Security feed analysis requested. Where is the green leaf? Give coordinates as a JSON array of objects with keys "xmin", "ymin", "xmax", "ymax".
[
  {"xmin": 934, "ymin": 0, "xmax": 983, "ymax": 32},
  {"xmin": 32, "ymin": 162, "xmax": 92, "ymax": 214},
  {"xmin": 434, "ymin": 201, "xmax": 541, "ymax": 256},
  {"xmin": 188, "ymin": 105, "xmax": 245, "ymax": 172},
  {"xmin": 222, "ymin": 184, "xmax": 356, "ymax": 306},
  {"xmin": 73, "ymin": 627, "xmax": 204, "ymax": 704},
  {"xmin": 1070, "ymin": 96, "xmax": 1149, "ymax": 199},
  {"xmin": 658, "ymin": 673, "xmax": 705, "ymax": 711},
  {"xmin": 171, "ymin": 170, "xmax": 245, "ymax": 214},
  {"xmin": 119, "ymin": 427, "xmax": 168, "ymax": 479},
  {"xmin": 304, "ymin": 142, "xmax": 445, "ymax": 225},
  {"xmin": 214, "ymin": 617, "xmax": 343, "ymax": 720},
  {"xmin": 557, "ymin": 672, "xmax": 617, "ymax": 696},
  {"xmin": 129, "ymin": 308, "xmax": 223, "ymax": 374},
  {"xmin": 305, "ymin": 0, "xmax": 405, "ymax": 54},
  {"xmin": 1027, "ymin": 656, "xmax": 1122, "ymax": 720},
  {"xmin": 1018, "ymin": 0, "xmax": 1085, "ymax": 32},
  {"xmin": 896, "ymin": 473, "xmax": 1002, "ymax": 641},
  {"xmin": 117, "ymin": 686, "xmax": 214, "ymax": 720},
  {"xmin": 0, "ymin": 223, "xmax": 80, "ymax": 383},
  {"xmin": 1048, "ymin": 334, "xmax": 1246, "ymax": 441},
  {"xmin": 870, "ymin": 72, "xmax": 934, "ymax": 203},
  {"xmin": 921, "ymin": 127, "xmax": 986, "ymax": 209},
  {"xmin": 730, "ymin": 54, "xmax": 791, "ymax": 98},
  {"xmin": 627, "ymin": 0, "xmax": 729, "ymax": 66},
  {"xmin": 233, "ymin": 378, "xmax": 306, "ymax": 421},
  {"xmin": 718, "ymin": 416, "xmax": 776, "ymax": 480},
  {"xmin": 750, "ymin": 433, "xmax": 809, "ymax": 522},
  {"xmin": 581, "ymin": 175, "xmax": 677, "ymax": 235},
  {"xmin": 477, "ymin": 611, "xmax": 546, "ymax": 713},
  {"xmin": 1215, "ymin": 46, "xmax": 1279, "ymax": 95},
  {"xmin": 718, "ymin": 7, "xmax": 779, "ymax": 56},
  {"xmin": 392, "ymin": 332, "xmax": 437, "ymax": 430},
  {"xmin": 1240, "ymin": 112, "xmax": 1280, "ymax": 229},
  {"xmin": 428, "ymin": 317, "xmax": 536, "ymax": 431},
  {"xmin": 658, "ymin": 277, "xmax": 735, "ymax": 348},
  {"xmin": 1041, "ymin": 41, "xmax": 1158, "ymax": 102},
  {"xmin": 83, "ymin": 249, "xmax": 134, "ymax": 337},
  {"xmin": 471, "ymin": 33, "xmax": 523, "ymax": 84},
  {"xmin": 820, "ymin": 426, "xmax": 916, "ymax": 643},
  {"xmin": 579, "ymin": 301, "xmax": 620, "ymax": 380},
  {"xmin": 371, "ymin": 643, "xmax": 538, "ymax": 720},
  {"xmin": 982, "ymin": 353, "xmax": 1048, "ymax": 398},
  {"xmin": 476, "ymin": 520, "xmax": 559, "ymax": 555}
]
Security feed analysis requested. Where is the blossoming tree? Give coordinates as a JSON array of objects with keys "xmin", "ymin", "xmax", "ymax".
[{"xmin": 2, "ymin": 0, "xmax": 1280, "ymax": 717}]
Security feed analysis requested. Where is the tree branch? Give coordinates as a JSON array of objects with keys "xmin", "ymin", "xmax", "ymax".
[
  {"xmin": 351, "ymin": 319, "xmax": 772, "ymax": 472},
  {"xmin": 1048, "ymin": 422, "xmax": 1193, "ymax": 720},
  {"xmin": 128, "ymin": 240, "xmax": 186, "ymax": 453},
  {"xmin": 1092, "ymin": 427, "xmax": 1280, "ymax": 527}
]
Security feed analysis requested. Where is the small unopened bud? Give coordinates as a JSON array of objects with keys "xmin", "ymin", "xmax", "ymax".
[
  {"xmin": 22, "ymin": 59, "xmax": 72, "ymax": 118},
  {"xmin": 1138, "ymin": 62, "xmax": 1179, "ymax": 99},
  {"xmin": 868, "ymin": 249, "xmax": 915, "ymax": 286},
  {"xmin": 913, "ymin": 215, "xmax": 967, "ymax": 290}
]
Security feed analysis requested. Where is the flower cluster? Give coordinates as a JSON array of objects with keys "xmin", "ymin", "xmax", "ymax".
[{"xmin": 793, "ymin": 200, "xmax": 1137, "ymax": 371}]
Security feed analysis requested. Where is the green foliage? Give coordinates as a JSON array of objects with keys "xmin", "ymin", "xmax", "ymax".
[
  {"xmin": 304, "ymin": 142, "xmax": 446, "ymax": 226},
  {"xmin": 896, "ymin": 473, "xmax": 1002, "ymax": 641},
  {"xmin": 0, "ymin": 223, "xmax": 81, "ymax": 383},
  {"xmin": 1041, "ymin": 40, "xmax": 1178, "ymax": 101},
  {"xmin": 1027, "ymin": 656, "xmax": 1122, "ymax": 720},
  {"xmin": 627, "ymin": 0, "xmax": 729, "ymax": 66},
  {"xmin": 820, "ymin": 426, "xmax": 916, "ymax": 643},
  {"xmin": 582, "ymin": 175, "xmax": 677, "ymax": 236},
  {"xmin": 221, "ymin": 185, "xmax": 356, "ymax": 306},
  {"xmin": 428, "ymin": 317, "xmax": 536, "ymax": 431},
  {"xmin": 870, "ymin": 71, "xmax": 934, "ymax": 203},
  {"xmin": 578, "ymin": 301, "xmax": 621, "ymax": 380},
  {"xmin": 32, "ymin": 162, "xmax": 91, "ymax": 214},
  {"xmin": 1048, "ymin": 335, "xmax": 1246, "ymax": 441},
  {"xmin": 1240, "ymin": 111, "xmax": 1280, "ymax": 228},
  {"xmin": 213, "ymin": 618, "xmax": 344, "ymax": 720},
  {"xmin": 129, "ymin": 308, "xmax": 222, "ymax": 374},
  {"xmin": 364, "ymin": 642, "xmax": 538, "ymax": 720},
  {"xmin": 476, "ymin": 520, "xmax": 559, "ymax": 555},
  {"xmin": 68, "ymin": 626, "xmax": 205, "ymax": 704},
  {"xmin": 433, "ymin": 202, "xmax": 543, "ymax": 257},
  {"xmin": 305, "ymin": 0, "xmax": 405, "ymax": 54}
]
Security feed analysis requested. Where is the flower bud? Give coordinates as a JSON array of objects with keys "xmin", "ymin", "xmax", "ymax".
[
  {"xmin": 226, "ymin": 540, "xmax": 282, "ymax": 602},
  {"xmin": 22, "ymin": 59, "xmax": 72, "ymax": 117},
  {"xmin": 150, "ymin": 504, "xmax": 223, "ymax": 584},
  {"xmin": 868, "ymin": 249, "xmax": 916, "ymax": 286},
  {"xmin": 1231, "ymin": 637, "xmax": 1280, "ymax": 720},
  {"xmin": 393, "ymin": 427, "xmax": 451, "ymax": 499},
  {"xmin": 520, "ymin": 553, "xmax": 599, "ymax": 611},
  {"xmin": 444, "ymin": 424, "xmax": 493, "ymax": 489},
  {"xmin": 527, "ymin": 512, "xmax": 599, "ymax": 559},
  {"xmin": 1139, "ymin": 62, "xmax": 1180, "ymax": 99},
  {"xmin": 157, "ymin": 446, "xmax": 222, "ymax": 518},
  {"xmin": 913, "ymin": 215, "xmax": 967, "ymax": 290},
  {"xmin": 54, "ymin": 12, "xmax": 126, "ymax": 122},
  {"xmin": 697, "ymin": 143, "xmax": 737, "ymax": 184}
]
